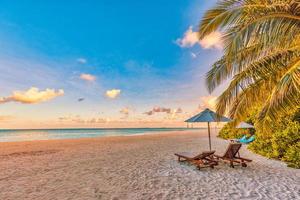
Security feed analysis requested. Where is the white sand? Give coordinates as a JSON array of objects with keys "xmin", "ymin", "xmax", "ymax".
[{"xmin": 0, "ymin": 130, "xmax": 299, "ymax": 200}]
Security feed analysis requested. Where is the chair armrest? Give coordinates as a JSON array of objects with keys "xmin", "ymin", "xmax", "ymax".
[
  {"xmin": 234, "ymin": 156, "xmax": 252, "ymax": 162},
  {"xmin": 213, "ymin": 154, "xmax": 222, "ymax": 159},
  {"xmin": 239, "ymin": 157, "xmax": 252, "ymax": 162}
]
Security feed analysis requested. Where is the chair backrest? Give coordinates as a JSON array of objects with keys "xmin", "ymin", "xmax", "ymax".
[
  {"xmin": 223, "ymin": 143, "xmax": 242, "ymax": 158},
  {"xmin": 194, "ymin": 150, "xmax": 215, "ymax": 159}
]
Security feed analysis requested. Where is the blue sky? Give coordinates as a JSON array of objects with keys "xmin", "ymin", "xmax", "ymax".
[{"xmin": 0, "ymin": 0, "xmax": 224, "ymax": 128}]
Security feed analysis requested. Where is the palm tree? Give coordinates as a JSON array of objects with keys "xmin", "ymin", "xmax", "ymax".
[{"xmin": 198, "ymin": 0, "xmax": 300, "ymax": 129}]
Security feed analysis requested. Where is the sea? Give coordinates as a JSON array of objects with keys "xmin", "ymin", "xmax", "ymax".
[{"xmin": 0, "ymin": 128, "xmax": 203, "ymax": 142}]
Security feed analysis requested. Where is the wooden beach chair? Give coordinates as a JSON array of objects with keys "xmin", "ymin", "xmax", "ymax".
[
  {"xmin": 174, "ymin": 151, "xmax": 218, "ymax": 169},
  {"xmin": 213, "ymin": 143, "xmax": 252, "ymax": 168}
]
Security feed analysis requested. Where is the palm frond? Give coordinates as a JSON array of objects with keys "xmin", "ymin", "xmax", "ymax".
[{"xmin": 199, "ymin": 0, "xmax": 300, "ymax": 129}]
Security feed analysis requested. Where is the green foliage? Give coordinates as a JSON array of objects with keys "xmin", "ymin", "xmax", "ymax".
[
  {"xmin": 271, "ymin": 121, "xmax": 300, "ymax": 158},
  {"xmin": 218, "ymin": 122, "xmax": 250, "ymax": 139},
  {"xmin": 248, "ymin": 108, "xmax": 300, "ymax": 168},
  {"xmin": 220, "ymin": 107, "xmax": 300, "ymax": 168},
  {"xmin": 283, "ymin": 142, "xmax": 300, "ymax": 168},
  {"xmin": 248, "ymin": 120, "xmax": 300, "ymax": 162},
  {"xmin": 218, "ymin": 105, "xmax": 258, "ymax": 139},
  {"xmin": 248, "ymin": 134, "xmax": 274, "ymax": 158}
]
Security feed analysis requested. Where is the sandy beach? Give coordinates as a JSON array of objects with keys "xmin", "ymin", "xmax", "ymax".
[{"xmin": 0, "ymin": 130, "xmax": 299, "ymax": 200}]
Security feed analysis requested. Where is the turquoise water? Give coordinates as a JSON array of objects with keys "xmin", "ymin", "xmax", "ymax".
[{"xmin": 0, "ymin": 128, "xmax": 201, "ymax": 142}]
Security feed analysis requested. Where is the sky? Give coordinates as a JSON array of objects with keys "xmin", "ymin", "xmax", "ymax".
[{"xmin": 0, "ymin": 0, "xmax": 224, "ymax": 129}]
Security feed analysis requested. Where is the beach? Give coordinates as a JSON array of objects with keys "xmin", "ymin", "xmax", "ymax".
[{"xmin": 0, "ymin": 130, "xmax": 299, "ymax": 200}]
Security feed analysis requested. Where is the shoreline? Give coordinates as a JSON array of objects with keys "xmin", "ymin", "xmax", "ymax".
[
  {"xmin": 0, "ymin": 130, "xmax": 299, "ymax": 199},
  {"xmin": 0, "ymin": 127, "xmax": 205, "ymax": 131},
  {"xmin": 0, "ymin": 128, "xmax": 208, "ymax": 143},
  {"xmin": 0, "ymin": 130, "xmax": 205, "ymax": 148}
]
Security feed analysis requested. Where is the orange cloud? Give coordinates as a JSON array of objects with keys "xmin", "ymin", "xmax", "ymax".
[
  {"xmin": 0, "ymin": 87, "xmax": 64, "ymax": 104},
  {"xmin": 58, "ymin": 115, "xmax": 110, "ymax": 124},
  {"xmin": 80, "ymin": 73, "xmax": 96, "ymax": 82},
  {"xmin": 144, "ymin": 107, "xmax": 171, "ymax": 115},
  {"xmin": 0, "ymin": 115, "xmax": 14, "ymax": 122},
  {"xmin": 199, "ymin": 31, "xmax": 223, "ymax": 49},
  {"xmin": 198, "ymin": 95, "xmax": 217, "ymax": 111},
  {"xmin": 166, "ymin": 108, "xmax": 184, "ymax": 120},
  {"xmin": 120, "ymin": 107, "xmax": 130, "ymax": 115},
  {"xmin": 176, "ymin": 26, "xmax": 222, "ymax": 49},
  {"xmin": 174, "ymin": 108, "xmax": 182, "ymax": 114},
  {"xmin": 144, "ymin": 107, "xmax": 183, "ymax": 116},
  {"xmin": 105, "ymin": 89, "xmax": 121, "ymax": 99},
  {"xmin": 153, "ymin": 107, "xmax": 171, "ymax": 113},
  {"xmin": 176, "ymin": 26, "xmax": 199, "ymax": 47}
]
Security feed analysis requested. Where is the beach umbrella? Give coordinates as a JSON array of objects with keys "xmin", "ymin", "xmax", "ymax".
[
  {"xmin": 185, "ymin": 108, "xmax": 231, "ymax": 150},
  {"xmin": 236, "ymin": 122, "xmax": 254, "ymax": 129}
]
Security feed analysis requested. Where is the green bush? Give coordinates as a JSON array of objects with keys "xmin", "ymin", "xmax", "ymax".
[
  {"xmin": 248, "ymin": 110, "xmax": 300, "ymax": 168},
  {"xmin": 271, "ymin": 121, "xmax": 300, "ymax": 158},
  {"xmin": 218, "ymin": 122, "xmax": 250, "ymax": 139},
  {"xmin": 219, "ymin": 107, "xmax": 300, "ymax": 168},
  {"xmin": 248, "ymin": 133, "xmax": 273, "ymax": 158},
  {"xmin": 283, "ymin": 142, "xmax": 300, "ymax": 168},
  {"xmin": 218, "ymin": 106, "xmax": 257, "ymax": 140}
]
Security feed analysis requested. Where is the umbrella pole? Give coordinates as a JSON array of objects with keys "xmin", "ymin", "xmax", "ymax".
[{"xmin": 208, "ymin": 122, "xmax": 211, "ymax": 150}]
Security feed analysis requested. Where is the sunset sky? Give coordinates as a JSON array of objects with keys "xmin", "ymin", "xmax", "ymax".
[{"xmin": 0, "ymin": 0, "xmax": 225, "ymax": 128}]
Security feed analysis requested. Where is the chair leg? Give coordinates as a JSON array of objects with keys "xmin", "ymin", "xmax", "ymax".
[
  {"xmin": 230, "ymin": 161, "xmax": 234, "ymax": 168},
  {"xmin": 241, "ymin": 162, "xmax": 247, "ymax": 167}
]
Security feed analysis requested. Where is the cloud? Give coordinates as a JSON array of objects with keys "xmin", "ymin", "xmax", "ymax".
[
  {"xmin": 78, "ymin": 98, "xmax": 85, "ymax": 102},
  {"xmin": 86, "ymin": 117, "xmax": 109, "ymax": 124},
  {"xmin": 105, "ymin": 89, "xmax": 121, "ymax": 99},
  {"xmin": 144, "ymin": 111, "xmax": 154, "ymax": 116},
  {"xmin": 120, "ymin": 107, "xmax": 134, "ymax": 119},
  {"xmin": 0, "ymin": 87, "xmax": 64, "ymax": 104},
  {"xmin": 176, "ymin": 26, "xmax": 199, "ymax": 48},
  {"xmin": 120, "ymin": 107, "xmax": 130, "ymax": 115},
  {"xmin": 153, "ymin": 107, "xmax": 171, "ymax": 113},
  {"xmin": 167, "ymin": 108, "xmax": 183, "ymax": 120},
  {"xmin": 173, "ymin": 108, "xmax": 183, "ymax": 114},
  {"xmin": 80, "ymin": 73, "xmax": 96, "ymax": 82},
  {"xmin": 190, "ymin": 52, "xmax": 197, "ymax": 58},
  {"xmin": 176, "ymin": 26, "xmax": 222, "ymax": 49},
  {"xmin": 144, "ymin": 107, "xmax": 171, "ymax": 115},
  {"xmin": 77, "ymin": 58, "xmax": 87, "ymax": 64},
  {"xmin": 58, "ymin": 115, "xmax": 110, "ymax": 124},
  {"xmin": 198, "ymin": 95, "xmax": 217, "ymax": 111},
  {"xmin": 199, "ymin": 31, "xmax": 223, "ymax": 49},
  {"xmin": 0, "ymin": 115, "xmax": 14, "ymax": 122}
]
